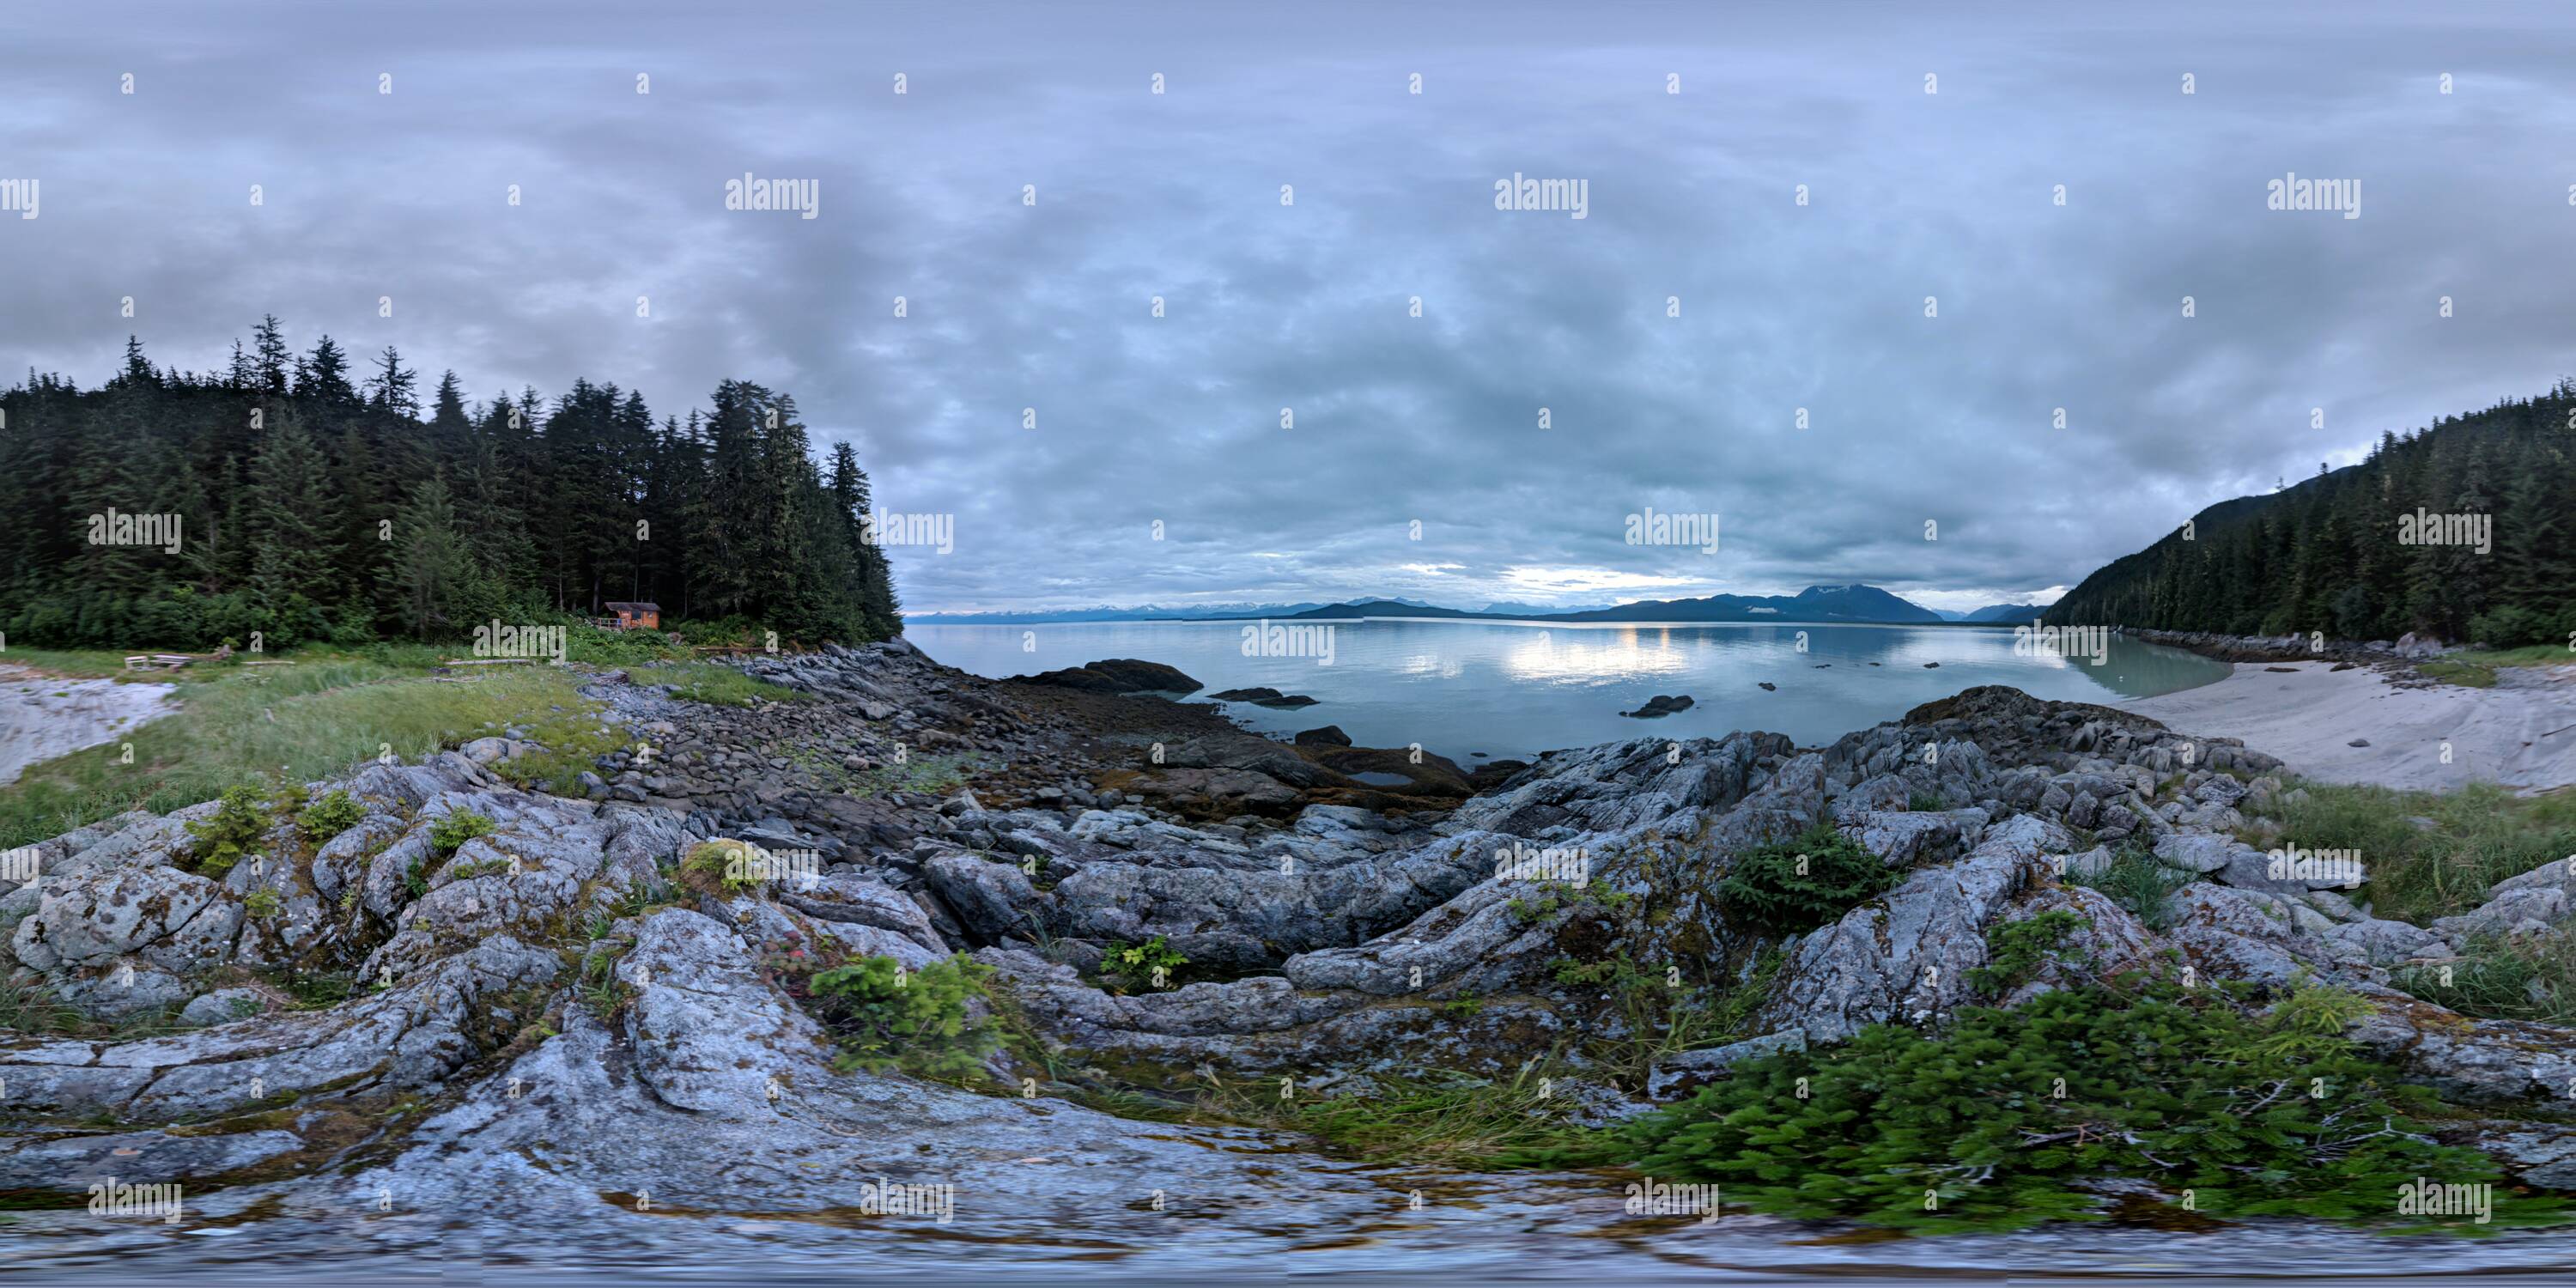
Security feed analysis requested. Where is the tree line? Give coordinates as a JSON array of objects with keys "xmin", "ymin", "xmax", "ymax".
[
  {"xmin": 0, "ymin": 319, "xmax": 902, "ymax": 650},
  {"xmin": 2044, "ymin": 380, "xmax": 2574, "ymax": 647}
]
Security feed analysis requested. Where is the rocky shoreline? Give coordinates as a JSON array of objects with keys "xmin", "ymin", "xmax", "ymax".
[{"xmin": 3, "ymin": 641, "xmax": 2572, "ymax": 1267}]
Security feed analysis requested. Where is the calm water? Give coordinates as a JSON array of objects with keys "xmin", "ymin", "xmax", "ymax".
[{"xmin": 908, "ymin": 619, "xmax": 2229, "ymax": 762}]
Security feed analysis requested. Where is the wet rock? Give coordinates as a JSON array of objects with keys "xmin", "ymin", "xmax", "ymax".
[
  {"xmin": 1293, "ymin": 726, "xmax": 1352, "ymax": 748},
  {"xmin": 1208, "ymin": 687, "xmax": 1319, "ymax": 708},
  {"xmin": 1619, "ymin": 694, "xmax": 1693, "ymax": 719}
]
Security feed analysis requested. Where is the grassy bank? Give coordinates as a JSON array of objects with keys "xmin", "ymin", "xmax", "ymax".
[
  {"xmin": 2415, "ymin": 646, "xmax": 2574, "ymax": 689},
  {"xmin": 0, "ymin": 620, "xmax": 816, "ymax": 848},
  {"xmin": 2236, "ymin": 780, "xmax": 2576, "ymax": 926},
  {"xmin": 0, "ymin": 652, "xmax": 608, "ymax": 848}
]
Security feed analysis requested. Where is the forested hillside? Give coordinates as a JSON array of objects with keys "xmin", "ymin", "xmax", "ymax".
[
  {"xmin": 2044, "ymin": 381, "xmax": 2575, "ymax": 646},
  {"xmin": 0, "ymin": 320, "xmax": 901, "ymax": 649}
]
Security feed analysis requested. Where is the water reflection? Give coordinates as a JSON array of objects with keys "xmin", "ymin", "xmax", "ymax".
[{"xmin": 910, "ymin": 620, "xmax": 2229, "ymax": 761}]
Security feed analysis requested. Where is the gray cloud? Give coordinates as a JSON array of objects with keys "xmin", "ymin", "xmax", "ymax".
[{"xmin": 4, "ymin": 0, "xmax": 2569, "ymax": 615}]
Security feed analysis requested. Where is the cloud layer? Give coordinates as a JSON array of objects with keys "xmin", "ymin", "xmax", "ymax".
[{"xmin": 5, "ymin": 0, "xmax": 2571, "ymax": 614}]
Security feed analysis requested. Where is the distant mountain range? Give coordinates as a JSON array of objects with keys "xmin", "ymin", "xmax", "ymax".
[
  {"xmin": 906, "ymin": 601, "xmax": 1331, "ymax": 625},
  {"xmin": 915, "ymin": 586, "xmax": 2053, "ymax": 627},
  {"xmin": 1949, "ymin": 603, "xmax": 2046, "ymax": 623}
]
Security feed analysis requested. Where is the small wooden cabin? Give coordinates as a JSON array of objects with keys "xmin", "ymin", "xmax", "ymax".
[{"xmin": 601, "ymin": 601, "xmax": 661, "ymax": 630}]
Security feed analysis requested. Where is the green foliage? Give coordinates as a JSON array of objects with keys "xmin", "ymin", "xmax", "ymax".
[
  {"xmin": 1587, "ymin": 980, "xmax": 2558, "ymax": 1234},
  {"xmin": 651, "ymin": 661, "xmax": 805, "ymax": 708},
  {"xmin": 242, "ymin": 888, "xmax": 283, "ymax": 919},
  {"xmin": 0, "ymin": 330, "xmax": 902, "ymax": 653},
  {"xmin": 1969, "ymin": 910, "xmax": 2088, "ymax": 993},
  {"xmin": 1716, "ymin": 823, "xmax": 1901, "ymax": 933},
  {"xmin": 0, "ymin": 654, "xmax": 596, "ymax": 850},
  {"xmin": 184, "ymin": 782, "xmax": 273, "ymax": 877},
  {"xmin": 295, "ymin": 788, "xmax": 366, "ymax": 842},
  {"xmin": 1548, "ymin": 947, "xmax": 1784, "ymax": 1085},
  {"xmin": 2073, "ymin": 843, "xmax": 2193, "ymax": 929},
  {"xmin": 1908, "ymin": 790, "xmax": 1949, "ymax": 811},
  {"xmin": 806, "ymin": 954, "xmax": 999, "ymax": 1080},
  {"xmin": 1098, "ymin": 935, "xmax": 1188, "ymax": 993},
  {"xmin": 679, "ymin": 839, "xmax": 762, "ymax": 896},
  {"xmin": 2239, "ymin": 780, "xmax": 2576, "ymax": 924},
  {"xmin": 2043, "ymin": 381, "xmax": 2576, "ymax": 642},
  {"xmin": 428, "ymin": 809, "xmax": 494, "ymax": 857}
]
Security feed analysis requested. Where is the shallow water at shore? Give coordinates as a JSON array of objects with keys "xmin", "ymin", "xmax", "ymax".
[
  {"xmin": 4, "ymin": 1172, "xmax": 2569, "ymax": 1284},
  {"xmin": 912, "ymin": 619, "xmax": 2229, "ymax": 761}
]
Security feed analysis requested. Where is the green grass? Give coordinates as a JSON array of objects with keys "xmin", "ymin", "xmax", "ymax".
[
  {"xmin": 2074, "ymin": 843, "xmax": 2194, "ymax": 930},
  {"xmin": 641, "ymin": 660, "xmax": 804, "ymax": 708},
  {"xmin": 842, "ymin": 751, "xmax": 975, "ymax": 798},
  {"xmin": 0, "ymin": 647, "xmax": 173, "ymax": 679},
  {"xmin": 0, "ymin": 651, "xmax": 599, "ymax": 848},
  {"xmin": 2420, "ymin": 646, "xmax": 2576, "ymax": 689},
  {"xmin": 2415, "ymin": 659, "xmax": 2498, "ymax": 689},
  {"xmin": 2237, "ymin": 781, "xmax": 2576, "ymax": 925},
  {"xmin": 1208, "ymin": 1067, "xmax": 1597, "ymax": 1170},
  {"xmin": 2394, "ymin": 932, "xmax": 2576, "ymax": 1025}
]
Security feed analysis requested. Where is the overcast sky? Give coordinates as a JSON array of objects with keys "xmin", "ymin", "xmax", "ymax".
[{"xmin": 5, "ymin": 1, "xmax": 2572, "ymax": 614}]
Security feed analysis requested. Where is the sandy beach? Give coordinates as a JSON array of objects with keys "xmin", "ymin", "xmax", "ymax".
[
  {"xmin": 2117, "ymin": 659, "xmax": 2576, "ymax": 794},
  {"xmin": 0, "ymin": 665, "xmax": 177, "ymax": 786}
]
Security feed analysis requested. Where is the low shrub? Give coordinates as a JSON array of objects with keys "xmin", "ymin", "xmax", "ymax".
[
  {"xmin": 1098, "ymin": 935, "xmax": 1188, "ymax": 993},
  {"xmin": 1716, "ymin": 823, "xmax": 1901, "ymax": 933},
  {"xmin": 678, "ymin": 838, "xmax": 762, "ymax": 897},
  {"xmin": 805, "ymin": 953, "xmax": 999, "ymax": 1080},
  {"xmin": 428, "ymin": 809, "xmax": 495, "ymax": 858},
  {"xmin": 295, "ymin": 788, "xmax": 366, "ymax": 842},
  {"xmin": 1968, "ymin": 910, "xmax": 2088, "ymax": 993},
  {"xmin": 1580, "ymin": 979, "xmax": 2559, "ymax": 1233},
  {"xmin": 2072, "ymin": 845, "xmax": 2192, "ymax": 929},
  {"xmin": 184, "ymin": 782, "xmax": 273, "ymax": 877}
]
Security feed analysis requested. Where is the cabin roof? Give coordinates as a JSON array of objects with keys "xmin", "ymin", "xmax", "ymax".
[{"xmin": 604, "ymin": 601, "xmax": 660, "ymax": 612}]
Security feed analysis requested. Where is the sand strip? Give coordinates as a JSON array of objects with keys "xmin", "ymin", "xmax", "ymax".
[
  {"xmin": 0, "ymin": 665, "xmax": 178, "ymax": 786},
  {"xmin": 2117, "ymin": 659, "xmax": 2576, "ymax": 794}
]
